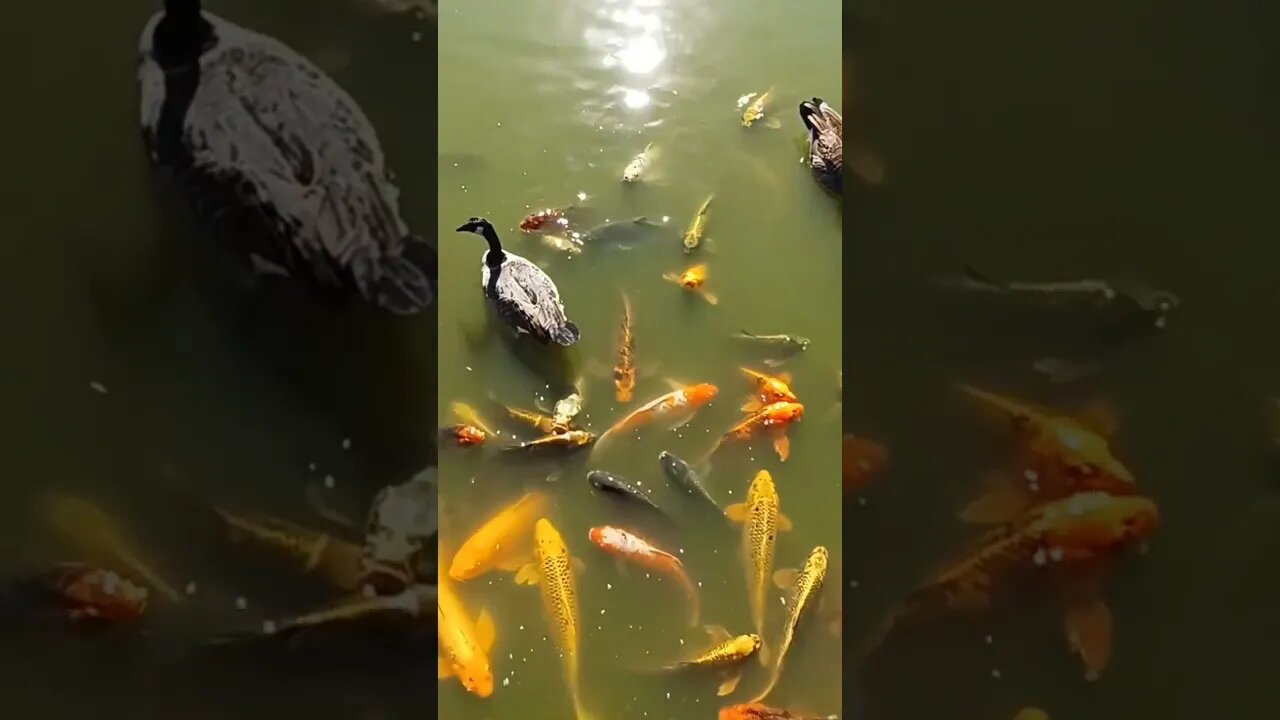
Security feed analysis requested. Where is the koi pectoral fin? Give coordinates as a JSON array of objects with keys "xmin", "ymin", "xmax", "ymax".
[
  {"xmin": 772, "ymin": 431, "xmax": 791, "ymax": 462},
  {"xmin": 724, "ymin": 503, "xmax": 748, "ymax": 523},
  {"xmin": 717, "ymin": 670, "xmax": 744, "ymax": 696},
  {"xmin": 704, "ymin": 624, "xmax": 731, "ymax": 643},
  {"xmin": 777, "ymin": 512, "xmax": 793, "ymax": 533},
  {"xmin": 495, "ymin": 547, "xmax": 535, "ymax": 572},
  {"xmin": 513, "ymin": 563, "xmax": 540, "ymax": 586},
  {"xmin": 700, "ymin": 290, "xmax": 719, "ymax": 306},
  {"xmin": 773, "ymin": 568, "xmax": 799, "ymax": 589},
  {"xmin": 476, "ymin": 608, "xmax": 496, "ymax": 652},
  {"xmin": 438, "ymin": 656, "xmax": 452, "ymax": 679},
  {"xmin": 1064, "ymin": 599, "xmax": 1113, "ymax": 681},
  {"xmin": 741, "ymin": 398, "xmax": 764, "ymax": 413}
]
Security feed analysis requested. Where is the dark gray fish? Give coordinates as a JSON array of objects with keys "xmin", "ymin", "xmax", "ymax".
[
  {"xmin": 587, "ymin": 471, "xmax": 666, "ymax": 515},
  {"xmin": 581, "ymin": 217, "xmax": 668, "ymax": 248},
  {"xmin": 734, "ymin": 330, "xmax": 811, "ymax": 354},
  {"xmin": 956, "ymin": 265, "xmax": 1179, "ymax": 327},
  {"xmin": 658, "ymin": 451, "xmax": 720, "ymax": 512}
]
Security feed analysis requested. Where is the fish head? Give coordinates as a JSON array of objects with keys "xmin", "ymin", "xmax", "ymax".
[
  {"xmin": 1042, "ymin": 492, "xmax": 1159, "ymax": 556},
  {"xmin": 807, "ymin": 546, "xmax": 830, "ymax": 575},
  {"xmin": 766, "ymin": 402, "xmax": 805, "ymax": 423},
  {"xmin": 570, "ymin": 430, "xmax": 596, "ymax": 446},
  {"xmin": 736, "ymin": 633, "xmax": 764, "ymax": 656},
  {"xmin": 61, "ymin": 567, "xmax": 149, "ymax": 622},
  {"xmin": 587, "ymin": 525, "xmax": 622, "ymax": 549},
  {"xmin": 447, "ymin": 549, "xmax": 484, "ymax": 582},
  {"xmin": 1043, "ymin": 423, "xmax": 1135, "ymax": 485},
  {"xmin": 747, "ymin": 470, "xmax": 778, "ymax": 507},
  {"xmin": 685, "ymin": 384, "xmax": 719, "ymax": 407},
  {"xmin": 658, "ymin": 451, "xmax": 686, "ymax": 477},
  {"xmin": 456, "ymin": 425, "xmax": 486, "ymax": 446},
  {"xmin": 458, "ymin": 659, "xmax": 494, "ymax": 698},
  {"xmin": 456, "ymin": 217, "xmax": 493, "ymax": 235},
  {"xmin": 534, "ymin": 518, "xmax": 567, "ymax": 561}
]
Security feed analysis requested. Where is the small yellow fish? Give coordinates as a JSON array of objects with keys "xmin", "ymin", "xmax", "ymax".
[
  {"xmin": 658, "ymin": 625, "xmax": 762, "ymax": 696},
  {"xmin": 748, "ymin": 546, "xmax": 828, "ymax": 703},
  {"xmin": 451, "ymin": 401, "xmax": 495, "ymax": 435},
  {"xmin": 437, "ymin": 575, "xmax": 496, "ymax": 698},
  {"xmin": 683, "ymin": 194, "xmax": 715, "ymax": 253},
  {"xmin": 742, "ymin": 89, "xmax": 779, "ymax": 128},
  {"xmin": 502, "ymin": 404, "xmax": 561, "ymax": 434},
  {"xmin": 517, "ymin": 519, "xmax": 595, "ymax": 720},
  {"xmin": 542, "ymin": 233, "xmax": 583, "ymax": 256},
  {"xmin": 724, "ymin": 470, "xmax": 793, "ymax": 664},
  {"xmin": 216, "ymin": 508, "xmax": 364, "ymax": 591},
  {"xmin": 504, "ymin": 429, "xmax": 595, "ymax": 452}
]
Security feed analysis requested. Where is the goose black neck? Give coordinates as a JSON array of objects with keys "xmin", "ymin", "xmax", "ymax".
[
  {"xmin": 154, "ymin": 0, "xmax": 211, "ymax": 70},
  {"xmin": 481, "ymin": 225, "xmax": 506, "ymax": 265}
]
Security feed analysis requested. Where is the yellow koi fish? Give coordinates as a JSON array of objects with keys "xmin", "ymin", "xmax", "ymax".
[
  {"xmin": 748, "ymin": 546, "xmax": 828, "ymax": 703},
  {"xmin": 724, "ymin": 470, "xmax": 792, "ymax": 663},
  {"xmin": 655, "ymin": 624, "xmax": 762, "ymax": 696},
  {"xmin": 516, "ymin": 519, "xmax": 595, "ymax": 720},
  {"xmin": 448, "ymin": 491, "xmax": 549, "ymax": 581},
  {"xmin": 437, "ymin": 575, "xmax": 496, "ymax": 698},
  {"xmin": 683, "ymin": 194, "xmax": 715, "ymax": 253},
  {"xmin": 216, "ymin": 508, "xmax": 364, "ymax": 591}
]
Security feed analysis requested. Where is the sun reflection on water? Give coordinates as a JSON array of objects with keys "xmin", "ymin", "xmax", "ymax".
[{"xmin": 585, "ymin": 0, "xmax": 673, "ymax": 115}]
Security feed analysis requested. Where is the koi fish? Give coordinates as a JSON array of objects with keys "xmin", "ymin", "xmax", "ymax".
[
  {"xmin": 516, "ymin": 519, "xmax": 596, "ymax": 720},
  {"xmin": 552, "ymin": 392, "xmax": 585, "ymax": 429},
  {"xmin": 957, "ymin": 384, "xmax": 1136, "ymax": 523},
  {"xmin": 595, "ymin": 382, "xmax": 719, "ymax": 450},
  {"xmin": 748, "ymin": 546, "xmax": 828, "ymax": 703},
  {"xmin": 437, "ymin": 575, "xmax": 496, "ymax": 698},
  {"xmin": 866, "ymin": 491, "xmax": 1159, "ymax": 680},
  {"xmin": 272, "ymin": 583, "xmax": 430, "ymax": 635},
  {"xmin": 1013, "ymin": 709, "xmax": 1051, "ymax": 720},
  {"xmin": 588, "ymin": 525, "xmax": 698, "ymax": 625},
  {"xmin": 541, "ymin": 233, "xmax": 584, "ymax": 256},
  {"xmin": 622, "ymin": 142, "xmax": 655, "ymax": 182},
  {"xmin": 587, "ymin": 471, "xmax": 668, "ymax": 517},
  {"xmin": 441, "ymin": 424, "xmax": 487, "ymax": 447},
  {"xmin": 724, "ymin": 470, "xmax": 793, "ymax": 663},
  {"xmin": 720, "ymin": 703, "xmax": 837, "ymax": 720},
  {"xmin": 663, "ymin": 264, "xmax": 718, "ymax": 305},
  {"xmin": 741, "ymin": 367, "xmax": 797, "ymax": 412},
  {"xmin": 500, "ymin": 402, "xmax": 560, "ymax": 434},
  {"xmin": 683, "ymin": 194, "xmax": 715, "ymax": 253},
  {"xmin": 21, "ymin": 563, "xmax": 149, "ymax": 625},
  {"xmin": 654, "ymin": 625, "xmax": 761, "ymax": 696},
  {"xmin": 659, "ymin": 450, "xmax": 721, "ymax": 513},
  {"xmin": 520, "ymin": 205, "xmax": 574, "ymax": 233},
  {"xmin": 733, "ymin": 330, "xmax": 810, "ymax": 354},
  {"xmin": 215, "ymin": 508, "xmax": 365, "ymax": 591},
  {"xmin": 614, "ymin": 294, "xmax": 637, "ymax": 403},
  {"xmin": 43, "ymin": 492, "xmax": 182, "ymax": 604},
  {"xmin": 503, "ymin": 430, "xmax": 595, "ymax": 453},
  {"xmin": 741, "ymin": 89, "xmax": 780, "ymax": 128},
  {"xmin": 843, "ymin": 434, "xmax": 887, "ymax": 496},
  {"xmin": 709, "ymin": 401, "xmax": 805, "ymax": 462},
  {"xmin": 448, "ymin": 491, "xmax": 549, "ymax": 581}
]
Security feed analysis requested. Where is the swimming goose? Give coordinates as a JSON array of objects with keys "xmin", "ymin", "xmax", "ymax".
[
  {"xmin": 799, "ymin": 97, "xmax": 843, "ymax": 194},
  {"xmin": 455, "ymin": 218, "xmax": 580, "ymax": 346},
  {"xmin": 138, "ymin": 0, "xmax": 435, "ymax": 315}
]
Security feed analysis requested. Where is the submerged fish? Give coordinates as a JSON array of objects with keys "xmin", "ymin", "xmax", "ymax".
[
  {"xmin": 516, "ymin": 519, "xmax": 595, "ymax": 720},
  {"xmin": 500, "ymin": 402, "xmax": 561, "ymax": 434},
  {"xmin": 441, "ymin": 424, "xmax": 487, "ymax": 447},
  {"xmin": 653, "ymin": 625, "xmax": 761, "ymax": 696},
  {"xmin": 520, "ymin": 205, "xmax": 575, "ymax": 233},
  {"xmin": 682, "ymin": 194, "xmax": 715, "ymax": 253},
  {"xmin": 720, "ymin": 703, "xmax": 836, "ymax": 720},
  {"xmin": 449, "ymin": 491, "xmax": 549, "ymax": 581},
  {"xmin": 587, "ymin": 471, "xmax": 667, "ymax": 516},
  {"xmin": 552, "ymin": 392, "xmax": 585, "ymax": 429},
  {"xmin": 504, "ymin": 430, "xmax": 595, "ymax": 453},
  {"xmin": 540, "ymin": 233, "xmax": 584, "ymax": 256},
  {"xmin": 708, "ymin": 401, "xmax": 805, "ymax": 462},
  {"xmin": 18, "ymin": 563, "xmax": 149, "ymax": 626},
  {"xmin": 622, "ymin": 142, "xmax": 655, "ymax": 182},
  {"xmin": 734, "ymin": 331, "xmax": 810, "ymax": 366},
  {"xmin": 741, "ymin": 367, "xmax": 798, "ymax": 412},
  {"xmin": 842, "ymin": 434, "xmax": 888, "ymax": 496},
  {"xmin": 747, "ymin": 546, "xmax": 828, "ymax": 703},
  {"xmin": 613, "ymin": 294, "xmax": 637, "ymax": 403},
  {"xmin": 663, "ymin": 263, "xmax": 718, "ymax": 305},
  {"xmin": 216, "ymin": 508, "xmax": 365, "ymax": 591},
  {"xmin": 741, "ymin": 89, "xmax": 780, "ymax": 128},
  {"xmin": 437, "ymin": 575, "xmax": 496, "ymax": 698},
  {"xmin": 581, "ymin": 217, "xmax": 665, "ymax": 247},
  {"xmin": 866, "ymin": 491, "xmax": 1159, "ymax": 681},
  {"xmin": 659, "ymin": 451, "xmax": 721, "ymax": 512},
  {"xmin": 588, "ymin": 525, "xmax": 698, "ymax": 625},
  {"xmin": 595, "ymin": 382, "xmax": 719, "ymax": 450},
  {"xmin": 724, "ymin": 470, "xmax": 793, "ymax": 663}
]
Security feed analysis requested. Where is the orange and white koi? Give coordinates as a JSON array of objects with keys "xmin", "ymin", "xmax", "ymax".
[
  {"xmin": 663, "ymin": 264, "xmax": 718, "ymax": 305},
  {"xmin": 741, "ymin": 368, "xmax": 797, "ymax": 412},
  {"xmin": 588, "ymin": 525, "xmax": 699, "ymax": 626},
  {"xmin": 595, "ymin": 382, "xmax": 719, "ymax": 450}
]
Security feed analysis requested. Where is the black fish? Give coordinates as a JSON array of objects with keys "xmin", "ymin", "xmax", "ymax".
[
  {"xmin": 587, "ymin": 471, "xmax": 666, "ymax": 515},
  {"xmin": 581, "ymin": 217, "xmax": 668, "ymax": 248},
  {"xmin": 658, "ymin": 451, "xmax": 720, "ymax": 513}
]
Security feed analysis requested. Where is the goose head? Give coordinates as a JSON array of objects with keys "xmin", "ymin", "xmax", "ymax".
[
  {"xmin": 456, "ymin": 217, "xmax": 495, "ymax": 235},
  {"xmin": 457, "ymin": 217, "xmax": 505, "ymax": 263}
]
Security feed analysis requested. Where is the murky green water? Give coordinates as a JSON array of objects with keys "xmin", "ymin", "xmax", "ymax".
[
  {"xmin": 438, "ymin": 0, "xmax": 843, "ymax": 718},
  {"xmin": 848, "ymin": 2, "xmax": 1279, "ymax": 720},
  {"xmin": 0, "ymin": 1, "xmax": 436, "ymax": 717}
]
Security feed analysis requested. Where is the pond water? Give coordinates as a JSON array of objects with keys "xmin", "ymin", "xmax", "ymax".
[
  {"xmin": 0, "ymin": 0, "xmax": 437, "ymax": 717},
  {"xmin": 437, "ymin": 0, "xmax": 843, "ymax": 718},
  {"xmin": 848, "ymin": 2, "xmax": 1278, "ymax": 720}
]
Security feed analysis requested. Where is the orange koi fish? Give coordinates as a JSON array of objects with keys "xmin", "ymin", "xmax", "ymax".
[
  {"xmin": 663, "ymin": 264, "xmax": 718, "ymax": 305},
  {"xmin": 741, "ymin": 368, "xmax": 797, "ymax": 412},
  {"xmin": 588, "ymin": 525, "xmax": 699, "ymax": 626},
  {"xmin": 614, "ymin": 294, "xmax": 637, "ymax": 403},
  {"xmin": 25, "ymin": 563, "xmax": 149, "ymax": 626},
  {"xmin": 443, "ymin": 401, "xmax": 495, "ymax": 447},
  {"xmin": 957, "ymin": 384, "xmax": 1137, "ymax": 524},
  {"xmin": 842, "ymin": 434, "xmax": 887, "ymax": 496},
  {"xmin": 449, "ymin": 491, "xmax": 549, "ymax": 581},
  {"xmin": 720, "ymin": 703, "xmax": 835, "ymax": 720},
  {"xmin": 437, "ymin": 575, "xmax": 496, "ymax": 698},
  {"xmin": 709, "ymin": 401, "xmax": 804, "ymax": 462},
  {"xmin": 865, "ymin": 491, "xmax": 1159, "ymax": 681},
  {"xmin": 595, "ymin": 382, "xmax": 719, "ymax": 450}
]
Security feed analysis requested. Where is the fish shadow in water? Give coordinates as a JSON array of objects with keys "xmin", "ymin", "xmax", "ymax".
[{"xmin": 459, "ymin": 314, "xmax": 581, "ymax": 399}]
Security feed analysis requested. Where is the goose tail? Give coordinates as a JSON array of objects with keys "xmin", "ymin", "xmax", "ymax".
[{"xmin": 551, "ymin": 320, "xmax": 581, "ymax": 347}]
